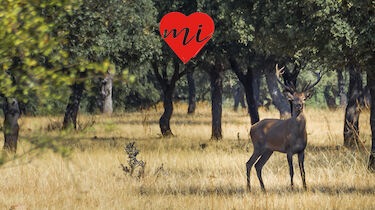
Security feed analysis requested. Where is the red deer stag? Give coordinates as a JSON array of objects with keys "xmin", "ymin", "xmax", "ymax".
[{"xmin": 246, "ymin": 64, "xmax": 321, "ymax": 192}]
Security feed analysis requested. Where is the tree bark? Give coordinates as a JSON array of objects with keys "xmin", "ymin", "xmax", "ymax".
[
  {"xmin": 265, "ymin": 66, "xmax": 291, "ymax": 119},
  {"xmin": 229, "ymin": 57, "xmax": 260, "ymax": 124},
  {"xmin": 362, "ymin": 85, "xmax": 371, "ymax": 109},
  {"xmin": 63, "ymin": 82, "xmax": 84, "ymax": 130},
  {"xmin": 344, "ymin": 66, "xmax": 362, "ymax": 148},
  {"xmin": 252, "ymin": 69, "xmax": 261, "ymax": 108},
  {"xmin": 210, "ymin": 61, "xmax": 223, "ymax": 140},
  {"xmin": 324, "ymin": 86, "xmax": 338, "ymax": 110},
  {"xmin": 2, "ymin": 98, "xmax": 20, "ymax": 153},
  {"xmin": 367, "ymin": 68, "xmax": 375, "ymax": 171},
  {"xmin": 160, "ymin": 85, "xmax": 174, "ymax": 136},
  {"xmin": 152, "ymin": 59, "xmax": 186, "ymax": 137},
  {"xmin": 244, "ymin": 66, "xmax": 260, "ymax": 124},
  {"xmin": 187, "ymin": 69, "xmax": 196, "ymax": 114},
  {"xmin": 240, "ymin": 89, "xmax": 246, "ymax": 109},
  {"xmin": 337, "ymin": 70, "xmax": 347, "ymax": 107},
  {"xmin": 233, "ymin": 83, "xmax": 245, "ymax": 111},
  {"xmin": 99, "ymin": 72, "xmax": 113, "ymax": 115}
]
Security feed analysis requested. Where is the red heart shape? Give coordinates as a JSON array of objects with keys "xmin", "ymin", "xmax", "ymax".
[{"xmin": 159, "ymin": 12, "xmax": 214, "ymax": 63}]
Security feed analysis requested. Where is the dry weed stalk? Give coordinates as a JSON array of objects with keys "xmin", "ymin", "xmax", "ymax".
[{"xmin": 120, "ymin": 142, "xmax": 145, "ymax": 178}]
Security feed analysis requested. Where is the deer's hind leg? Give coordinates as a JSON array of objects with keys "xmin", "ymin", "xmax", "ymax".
[
  {"xmin": 246, "ymin": 149, "xmax": 262, "ymax": 191},
  {"xmin": 255, "ymin": 150, "xmax": 273, "ymax": 191}
]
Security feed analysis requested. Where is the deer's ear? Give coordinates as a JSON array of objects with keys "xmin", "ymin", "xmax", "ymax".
[
  {"xmin": 305, "ymin": 92, "xmax": 313, "ymax": 100},
  {"xmin": 284, "ymin": 92, "xmax": 294, "ymax": 101}
]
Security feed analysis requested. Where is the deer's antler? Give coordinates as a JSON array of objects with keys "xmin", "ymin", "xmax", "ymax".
[
  {"xmin": 275, "ymin": 64, "xmax": 295, "ymax": 93},
  {"xmin": 302, "ymin": 70, "xmax": 322, "ymax": 92}
]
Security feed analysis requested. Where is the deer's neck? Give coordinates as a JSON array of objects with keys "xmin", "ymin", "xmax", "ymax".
[{"xmin": 291, "ymin": 112, "xmax": 306, "ymax": 131}]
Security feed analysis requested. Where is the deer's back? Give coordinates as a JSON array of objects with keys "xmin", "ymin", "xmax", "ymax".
[
  {"xmin": 250, "ymin": 118, "xmax": 283, "ymax": 145},
  {"xmin": 250, "ymin": 117, "xmax": 307, "ymax": 153}
]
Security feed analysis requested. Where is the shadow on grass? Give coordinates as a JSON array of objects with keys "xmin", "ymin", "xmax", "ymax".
[
  {"xmin": 89, "ymin": 136, "xmax": 162, "ymax": 141},
  {"xmin": 309, "ymin": 185, "xmax": 375, "ymax": 195},
  {"xmin": 306, "ymin": 144, "xmax": 370, "ymax": 155},
  {"xmin": 139, "ymin": 185, "xmax": 375, "ymax": 196},
  {"xmin": 100, "ymin": 119, "xmax": 246, "ymax": 126},
  {"xmin": 139, "ymin": 185, "xmax": 246, "ymax": 196}
]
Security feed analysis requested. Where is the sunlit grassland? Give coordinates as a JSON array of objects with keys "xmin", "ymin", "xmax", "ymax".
[{"xmin": 0, "ymin": 102, "xmax": 374, "ymax": 209}]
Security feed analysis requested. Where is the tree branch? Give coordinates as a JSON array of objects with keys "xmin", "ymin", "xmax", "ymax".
[
  {"xmin": 177, "ymin": 67, "xmax": 189, "ymax": 81},
  {"xmin": 152, "ymin": 61, "xmax": 166, "ymax": 91},
  {"xmin": 171, "ymin": 58, "xmax": 181, "ymax": 84}
]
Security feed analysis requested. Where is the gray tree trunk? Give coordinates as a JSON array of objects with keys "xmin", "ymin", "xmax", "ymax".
[
  {"xmin": 210, "ymin": 61, "xmax": 223, "ymax": 140},
  {"xmin": 337, "ymin": 70, "xmax": 347, "ymax": 107},
  {"xmin": 152, "ymin": 58, "xmax": 185, "ymax": 137},
  {"xmin": 252, "ymin": 69, "xmax": 261, "ymax": 108},
  {"xmin": 344, "ymin": 66, "xmax": 362, "ymax": 148},
  {"xmin": 3, "ymin": 98, "xmax": 20, "ymax": 153},
  {"xmin": 324, "ymin": 86, "xmax": 338, "ymax": 110},
  {"xmin": 187, "ymin": 69, "xmax": 196, "ymax": 114},
  {"xmin": 233, "ymin": 83, "xmax": 246, "ymax": 111},
  {"xmin": 160, "ymin": 86, "xmax": 174, "ymax": 136},
  {"xmin": 367, "ymin": 68, "xmax": 375, "ymax": 171},
  {"xmin": 228, "ymin": 57, "xmax": 259, "ymax": 125},
  {"xmin": 265, "ymin": 67, "xmax": 291, "ymax": 119},
  {"xmin": 100, "ymin": 72, "xmax": 113, "ymax": 115}
]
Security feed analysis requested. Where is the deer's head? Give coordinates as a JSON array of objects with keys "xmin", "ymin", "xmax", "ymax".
[{"xmin": 275, "ymin": 64, "xmax": 321, "ymax": 114}]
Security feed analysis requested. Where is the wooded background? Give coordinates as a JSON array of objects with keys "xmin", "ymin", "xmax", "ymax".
[{"xmin": 0, "ymin": 0, "xmax": 374, "ymax": 169}]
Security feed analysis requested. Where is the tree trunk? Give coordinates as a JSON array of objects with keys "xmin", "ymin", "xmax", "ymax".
[
  {"xmin": 344, "ymin": 67, "xmax": 362, "ymax": 148},
  {"xmin": 99, "ymin": 72, "xmax": 113, "ymax": 115},
  {"xmin": 362, "ymin": 85, "xmax": 371, "ymax": 109},
  {"xmin": 324, "ymin": 86, "xmax": 338, "ymax": 110},
  {"xmin": 210, "ymin": 62, "xmax": 223, "ymax": 140},
  {"xmin": 187, "ymin": 69, "xmax": 196, "ymax": 114},
  {"xmin": 152, "ymin": 59, "xmax": 186, "ymax": 137},
  {"xmin": 233, "ymin": 84, "xmax": 245, "ymax": 111},
  {"xmin": 367, "ymin": 68, "xmax": 375, "ymax": 171},
  {"xmin": 160, "ymin": 86, "xmax": 174, "ymax": 137},
  {"xmin": 2, "ymin": 98, "xmax": 20, "ymax": 153},
  {"xmin": 63, "ymin": 82, "xmax": 84, "ymax": 130},
  {"xmin": 337, "ymin": 70, "xmax": 347, "ymax": 107},
  {"xmin": 243, "ymin": 66, "xmax": 260, "ymax": 124},
  {"xmin": 240, "ymin": 90, "xmax": 246, "ymax": 109},
  {"xmin": 229, "ymin": 57, "xmax": 260, "ymax": 124},
  {"xmin": 252, "ymin": 69, "xmax": 261, "ymax": 108},
  {"xmin": 265, "ymin": 67, "xmax": 291, "ymax": 119}
]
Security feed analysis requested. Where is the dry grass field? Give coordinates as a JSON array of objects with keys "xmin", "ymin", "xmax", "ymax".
[{"xmin": 0, "ymin": 102, "xmax": 374, "ymax": 210}]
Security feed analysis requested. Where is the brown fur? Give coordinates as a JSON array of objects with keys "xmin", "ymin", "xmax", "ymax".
[{"xmin": 246, "ymin": 65, "xmax": 321, "ymax": 192}]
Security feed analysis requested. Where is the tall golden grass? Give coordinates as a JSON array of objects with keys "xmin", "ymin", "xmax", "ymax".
[{"xmin": 0, "ymin": 102, "xmax": 374, "ymax": 209}]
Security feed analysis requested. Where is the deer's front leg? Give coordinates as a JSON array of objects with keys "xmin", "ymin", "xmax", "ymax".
[
  {"xmin": 287, "ymin": 153, "xmax": 294, "ymax": 189},
  {"xmin": 298, "ymin": 151, "xmax": 306, "ymax": 190}
]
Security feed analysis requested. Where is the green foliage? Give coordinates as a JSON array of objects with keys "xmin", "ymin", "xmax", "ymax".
[
  {"xmin": 1, "ymin": 0, "xmax": 372, "ymax": 114},
  {"xmin": 0, "ymin": 0, "xmax": 108, "ymax": 104},
  {"xmin": 63, "ymin": 0, "xmax": 160, "ymax": 111},
  {"xmin": 113, "ymin": 64, "xmax": 160, "ymax": 111},
  {"xmin": 248, "ymin": 0, "xmax": 374, "ymax": 70},
  {"xmin": 65, "ymin": 0, "xmax": 159, "ymax": 66}
]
